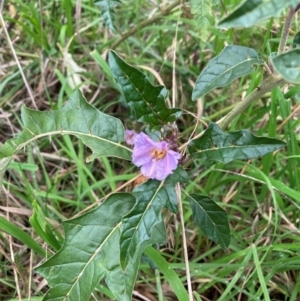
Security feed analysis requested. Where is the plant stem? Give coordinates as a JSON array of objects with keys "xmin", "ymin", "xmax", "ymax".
[
  {"xmin": 216, "ymin": 7, "xmax": 294, "ymax": 130},
  {"xmin": 155, "ymin": 269, "xmax": 164, "ymax": 301},
  {"xmin": 278, "ymin": 7, "xmax": 295, "ymax": 53},
  {"xmin": 0, "ymin": 13, "xmax": 37, "ymax": 109},
  {"xmin": 218, "ymin": 75, "xmax": 285, "ymax": 130},
  {"xmin": 176, "ymin": 183, "xmax": 194, "ymax": 301},
  {"xmin": 111, "ymin": 0, "xmax": 182, "ymax": 49}
]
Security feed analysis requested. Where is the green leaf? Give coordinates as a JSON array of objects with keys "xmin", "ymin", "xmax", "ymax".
[
  {"xmin": 36, "ymin": 193, "xmax": 138, "ymax": 301},
  {"xmin": 192, "ymin": 45, "xmax": 263, "ymax": 99},
  {"xmin": 29, "ymin": 201, "xmax": 62, "ymax": 251},
  {"xmin": 164, "ymin": 166, "xmax": 189, "ymax": 213},
  {"xmin": 0, "ymin": 216, "xmax": 46, "ymax": 257},
  {"xmin": 293, "ymin": 31, "xmax": 300, "ymax": 48},
  {"xmin": 120, "ymin": 177, "xmax": 182, "ymax": 270},
  {"xmin": 189, "ymin": 0, "xmax": 215, "ymax": 40},
  {"xmin": 0, "ymin": 90, "xmax": 131, "ymax": 190},
  {"xmin": 94, "ymin": 0, "xmax": 121, "ymax": 32},
  {"xmin": 188, "ymin": 123, "xmax": 286, "ymax": 163},
  {"xmin": 188, "ymin": 194, "xmax": 230, "ymax": 248},
  {"xmin": 119, "ymin": 181, "xmax": 167, "ymax": 270},
  {"xmin": 218, "ymin": 0, "xmax": 300, "ymax": 28},
  {"xmin": 145, "ymin": 247, "xmax": 190, "ymax": 301},
  {"xmin": 272, "ymin": 49, "xmax": 300, "ymax": 83},
  {"xmin": 109, "ymin": 50, "xmax": 182, "ymax": 128},
  {"xmin": 8, "ymin": 161, "xmax": 38, "ymax": 171}
]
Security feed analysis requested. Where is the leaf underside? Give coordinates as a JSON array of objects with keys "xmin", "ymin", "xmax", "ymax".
[
  {"xmin": 192, "ymin": 45, "xmax": 263, "ymax": 99},
  {"xmin": 109, "ymin": 50, "xmax": 181, "ymax": 128},
  {"xmin": 272, "ymin": 49, "xmax": 300, "ymax": 83},
  {"xmin": 188, "ymin": 123, "xmax": 286, "ymax": 163},
  {"xmin": 218, "ymin": 0, "xmax": 300, "ymax": 28}
]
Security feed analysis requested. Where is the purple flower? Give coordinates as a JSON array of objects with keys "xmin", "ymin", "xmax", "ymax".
[
  {"xmin": 132, "ymin": 132, "xmax": 180, "ymax": 181},
  {"xmin": 125, "ymin": 130, "xmax": 137, "ymax": 145}
]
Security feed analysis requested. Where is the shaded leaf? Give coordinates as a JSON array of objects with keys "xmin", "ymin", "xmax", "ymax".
[
  {"xmin": 94, "ymin": 0, "xmax": 121, "ymax": 32},
  {"xmin": 189, "ymin": 194, "xmax": 230, "ymax": 248},
  {"xmin": 218, "ymin": 0, "xmax": 300, "ymax": 28},
  {"xmin": 272, "ymin": 49, "xmax": 300, "ymax": 83},
  {"xmin": 109, "ymin": 50, "xmax": 181, "ymax": 128},
  {"xmin": 188, "ymin": 123, "xmax": 286, "ymax": 163},
  {"xmin": 293, "ymin": 31, "xmax": 300, "ymax": 48},
  {"xmin": 192, "ymin": 45, "xmax": 263, "ymax": 99},
  {"xmin": 0, "ymin": 90, "xmax": 131, "ymax": 190},
  {"xmin": 36, "ymin": 193, "xmax": 138, "ymax": 301},
  {"xmin": 120, "ymin": 173, "xmax": 185, "ymax": 270}
]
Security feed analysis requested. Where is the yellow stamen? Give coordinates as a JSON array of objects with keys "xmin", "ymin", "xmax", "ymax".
[{"xmin": 151, "ymin": 148, "xmax": 167, "ymax": 160}]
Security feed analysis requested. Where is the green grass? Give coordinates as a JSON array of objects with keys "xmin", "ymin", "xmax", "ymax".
[{"xmin": 1, "ymin": 0, "xmax": 300, "ymax": 300}]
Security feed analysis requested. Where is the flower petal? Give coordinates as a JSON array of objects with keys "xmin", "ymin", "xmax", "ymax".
[
  {"xmin": 140, "ymin": 160, "xmax": 158, "ymax": 179},
  {"xmin": 125, "ymin": 129, "xmax": 137, "ymax": 145},
  {"xmin": 132, "ymin": 132, "xmax": 181, "ymax": 181},
  {"xmin": 132, "ymin": 133, "xmax": 155, "ymax": 166}
]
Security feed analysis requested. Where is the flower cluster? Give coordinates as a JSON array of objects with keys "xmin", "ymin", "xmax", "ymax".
[{"xmin": 131, "ymin": 132, "xmax": 180, "ymax": 181}]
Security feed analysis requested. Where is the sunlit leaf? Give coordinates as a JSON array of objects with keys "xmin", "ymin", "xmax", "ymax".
[
  {"xmin": 189, "ymin": 0, "xmax": 215, "ymax": 40},
  {"xmin": 0, "ymin": 90, "xmax": 131, "ymax": 190},
  {"xmin": 0, "ymin": 216, "xmax": 46, "ymax": 257},
  {"xmin": 188, "ymin": 123, "xmax": 286, "ymax": 163},
  {"xmin": 189, "ymin": 194, "xmax": 230, "ymax": 248},
  {"xmin": 119, "ymin": 169, "xmax": 187, "ymax": 270},
  {"xmin": 109, "ymin": 50, "xmax": 182, "ymax": 128},
  {"xmin": 272, "ymin": 49, "xmax": 300, "ymax": 83},
  {"xmin": 164, "ymin": 166, "xmax": 189, "ymax": 213},
  {"xmin": 29, "ymin": 201, "xmax": 62, "ymax": 251},
  {"xmin": 94, "ymin": 0, "xmax": 121, "ymax": 32},
  {"xmin": 218, "ymin": 0, "xmax": 299, "ymax": 28},
  {"xmin": 120, "ymin": 181, "xmax": 168, "ymax": 270},
  {"xmin": 192, "ymin": 45, "xmax": 263, "ymax": 99},
  {"xmin": 36, "ymin": 193, "xmax": 138, "ymax": 301},
  {"xmin": 145, "ymin": 247, "xmax": 190, "ymax": 301}
]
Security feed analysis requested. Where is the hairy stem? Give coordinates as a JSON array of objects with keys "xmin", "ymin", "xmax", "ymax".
[
  {"xmin": 218, "ymin": 76, "xmax": 285, "ymax": 130},
  {"xmin": 111, "ymin": 0, "xmax": 181, "ymax": 49},
  {"xmin": 278, "ymin": 7, "xmax": 295, "ymax": 53}
]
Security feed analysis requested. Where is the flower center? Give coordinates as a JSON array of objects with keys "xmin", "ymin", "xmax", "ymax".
[{"xmin": 151, "ymin": 148, "xmax": 167, "ymax": 160}]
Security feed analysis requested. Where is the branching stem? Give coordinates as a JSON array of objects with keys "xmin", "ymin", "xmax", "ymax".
[
  {"xmin": 218, "ymin": 76, "xmax": 285, "ymax": 130},
  {"xmin": 216, "ymin": 6, "xmax": 295, "ymax": 130}
]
